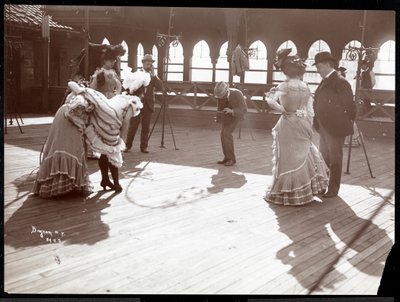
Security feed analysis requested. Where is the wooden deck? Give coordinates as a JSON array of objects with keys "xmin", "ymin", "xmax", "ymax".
[{"xmin": 4, "ymin": 116, "xmax": 395, "ymax": 294}]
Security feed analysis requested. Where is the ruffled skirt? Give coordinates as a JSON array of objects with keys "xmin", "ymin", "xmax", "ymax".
[
  {"xmin": 32, "ymin": 106, "xmax": 93, "ymax": 198},
  {"xmin": 265, "ymin": 115, "xmax": 329, "ymax": 206}
]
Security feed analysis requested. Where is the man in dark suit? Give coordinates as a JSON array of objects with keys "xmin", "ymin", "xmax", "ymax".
[
  {"xmin": 126, "ymin": 54, "xmax": 163, "ymax": 153},
  {"xmin": 214, "ymin": 81, "xmax": 247, "ymax": 166},
  {"xmin": 313, "ymin": 51, "xmax": 356, "ymax": 198}
]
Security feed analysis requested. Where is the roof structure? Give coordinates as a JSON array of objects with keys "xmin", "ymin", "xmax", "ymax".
[{"xmin": 4, "ymin": 4, "xmax": 75, "ymax": 31}]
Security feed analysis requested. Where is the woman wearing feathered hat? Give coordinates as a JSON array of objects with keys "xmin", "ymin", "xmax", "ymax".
[
  {"xmin": 264, "ymin": 49, "xmax": 329, "ymax": 206},
  {"xmin": 89, "ymin": 44, "xmax": 125, "ymax": 99}
]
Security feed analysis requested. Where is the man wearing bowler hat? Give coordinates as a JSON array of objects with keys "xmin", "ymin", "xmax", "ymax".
[
  {"xmin": 313, "ymin": 51, "xmax": 356, "ymax": 198},
  {"xmin": 126, "ymin": 54, "xmax": 163, "ymax": 153},
  {"xmin": 214, "ymin": 81, "xmax": 247, "ymax": 166}
]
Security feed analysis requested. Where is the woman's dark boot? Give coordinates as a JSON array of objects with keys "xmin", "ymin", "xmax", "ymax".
[
  {"xmin": 108, "ymin": 163, "xmax": 123, "ymax": 193},
  {"xmin": 99, "ymin": 154, "xmax": 115, "ymax": 190}
]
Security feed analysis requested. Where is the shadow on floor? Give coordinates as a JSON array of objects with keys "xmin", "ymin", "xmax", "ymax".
[
  {"xmin": 269, "ymin": 194, "xmax": 393, "ymax": 293},
  {"xmin": 207, "ymin": 166, "xmax": 247, "ymax": 194}
]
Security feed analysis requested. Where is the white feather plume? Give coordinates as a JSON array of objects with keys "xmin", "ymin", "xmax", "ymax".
[{"xmin": 122, "ymin": 70, "xmax": 151, "ymax": 94}]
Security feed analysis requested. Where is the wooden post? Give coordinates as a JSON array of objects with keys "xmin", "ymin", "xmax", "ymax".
[
  {"xmin": 84, "ymin": 6, "xmax": 90, "ymax": 80},
  {"xmin": 41, "ymin": 7, "xmax": 50, "ymax": 112},
  {"xmin": 212, "ymin": 60, "xmax": 217, "ymax": 83},
  {"xmin": 355, "ymin": 10, "xmax": 368, "ymax": 103},
  {"xmin": 183, "ymin": 54, "xmax": 190, "ymax": 82},
  {"xmin": 266, "ymin": 51, "xmax": 275, "ymax": 85}
]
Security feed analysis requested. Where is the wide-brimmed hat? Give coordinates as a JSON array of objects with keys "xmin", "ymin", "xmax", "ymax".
[
  {"xmin": 102, "ymin": 44, "xmax": 126, "ymax": 61},
  {"xmin": 313, "ymin": 51, "xmax": 337, "ymax": 65},
  {"xmin": 214, "ymin": 81, "xmax": 229, "ymax": 98},
  {"xmin": 142, "ymin": 54, "xmax": 155, "ymax": 63}
]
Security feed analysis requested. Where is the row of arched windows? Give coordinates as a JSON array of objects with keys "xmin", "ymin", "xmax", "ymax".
[{"xmin": 102, "ymin": 38, "xmax": 395, "ymax": 91}]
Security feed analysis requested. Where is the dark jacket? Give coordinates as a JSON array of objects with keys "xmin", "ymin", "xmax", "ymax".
[
  {"xmin": 217, "ymin": 88, "xmax": 247, "ymax": 123},
  {"xmin": 314, "ymin": 71, "xmax": 356, "ymax": 137},
  {"xmin": 143, "ymin": 72, "xmax": 163, "ymax": 112}
]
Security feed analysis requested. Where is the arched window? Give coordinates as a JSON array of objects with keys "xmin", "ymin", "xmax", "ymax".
[
  {"xmin": 120, "ymin": 40, "xmax": 130, "ymax": 81},
  {"xmin": 102, "ymin": 38, "xmax": 110, "ymax": 45},
  {"xmin": 190, "ymin": 40, "xmax": 213, "ymax": 82},
  {"xmin": 339, "ymin": 40, "xmax": 363, "ymax": 91},
  {"xmin": 304, "ymin": 40, "xmax": 331, "ymax": 93},
  {"xmin": 152, "ymin": 45, "xmax": 158, "ymax": 74},
  {"xmin": 166, "ymin": 41, "xmax": 184, "ymax": 82},
  {"xmin": 215, "ymin": 41, "xmax": 229, "ymax": 82},
  {"xmin": 136, "ymin": 43, "xmax": 144, "ymax": 69},
  {"xmin": 273, "ymin": 40, "xmax": 298, "ymax": 83},
  {"xmin": 245, "ymin": 40, "xmax": 268, "ymax": 84},
  {"xmin": 374, "ymin": 40, "xmax": 395, "ymax": 90}
]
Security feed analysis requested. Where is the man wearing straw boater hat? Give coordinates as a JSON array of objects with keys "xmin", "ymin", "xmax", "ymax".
[
  {"xmin": 126, "ymin": 54, "xmax": 163, "ymax": 153},
  {"xmin": 214, "ymin": 81, "xmax": 247, "ymax": 166},
  {"xmin": 313, "ymin": 51, "xmax": 356, "ymax": 198}
]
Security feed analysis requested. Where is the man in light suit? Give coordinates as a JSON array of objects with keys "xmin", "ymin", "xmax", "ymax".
[
  {"xmin": 313, "ymin": 52, "xmax": 356, "ymax": 198},
  {"xmin": 214, "ymin": 81, "xmax": 247, "ymax": 166}
]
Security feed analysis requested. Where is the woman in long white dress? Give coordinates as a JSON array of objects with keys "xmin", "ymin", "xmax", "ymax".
[{"xmin": 264, "ymin": 49, "xmax": 329, "ymax": 206}]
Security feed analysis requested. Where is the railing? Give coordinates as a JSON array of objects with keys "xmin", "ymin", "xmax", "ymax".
[
  {"xmin": 357, "ymin": 88, "xmax": 395, "ymax": 121},
  {"xmin": 156, "ymin": 81, "xmax": 276, "ymax": 113},
  {"xmin": 155, "ymin": 82, "xmax": 395, "ymax": 122}
]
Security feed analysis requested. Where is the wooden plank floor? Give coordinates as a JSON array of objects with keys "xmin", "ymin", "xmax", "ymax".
[{"xmin": 4, "ymin": 117, "xmax": 395, "ymax": 294}]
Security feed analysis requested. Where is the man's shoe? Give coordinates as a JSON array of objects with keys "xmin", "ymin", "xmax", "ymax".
[
  {"xmin": 224, "ymin": 160, "xmax": 236, "ymax": 166},
  {"xmin": 141, "ymin": 148, "xmax": 149, "ymax": 154},
  {"xmin": 323, "ymin": 191, "xmax": 338, "ymax": 198},
  {"xmin": 218, "ymin": 159, "xmax": 229, "ymax": 164}
]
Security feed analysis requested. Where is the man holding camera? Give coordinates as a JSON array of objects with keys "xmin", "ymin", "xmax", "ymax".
[
  {"xmin": 125, "ymin": 54, "xmax": 163, "ymax": 153},
  {"xmin": 214, "ymin": 81, "xmax": 247, "ymax": 166}
]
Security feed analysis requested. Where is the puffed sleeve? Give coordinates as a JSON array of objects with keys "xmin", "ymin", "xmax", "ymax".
[
  {"xmin": 305, "ymin": 92, "xmax": 315, "ymax": 124},
  {"xmin": 113, "ymin": 70, "xmax": 122, "ymax": 94},
  {"xmin": 266, "ymin": 83, "xmax": 286, "ymax": 113},
  {"xmin": 89, "ymin": 69, "xmax": 99, "ymax": 90},
  {"xmin": 120, "ymin": 105, "xmax": 134, "ymax": 142}
]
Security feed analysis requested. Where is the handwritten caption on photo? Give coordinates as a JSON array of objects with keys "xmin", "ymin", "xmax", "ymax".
[{"xmin": 31, "ymin": 225, "xmax": 65, "ymax": 243}]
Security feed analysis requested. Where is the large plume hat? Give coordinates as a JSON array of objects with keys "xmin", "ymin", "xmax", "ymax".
[
  {"xmin": 274, "ymin": 48, "xmax": 307, "ymax": 76},
  {"xmin": 102, "ymin": 44, "xmax": 126, "ymax": 61},
  {"xmin": 122, "ymin": 70, "xmax": 151, "ymax": 95}
]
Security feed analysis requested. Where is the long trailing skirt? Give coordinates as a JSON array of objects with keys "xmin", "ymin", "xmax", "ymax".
[
  {"xmin": 265, "ymin": 114, "xmax": 329, "ymax": 206},
  {"xmin": 32, "ymin": 105, "xmax": 93, "ymax": 198}
]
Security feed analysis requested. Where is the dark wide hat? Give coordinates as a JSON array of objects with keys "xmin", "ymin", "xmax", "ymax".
[
  {"xmin": 313, "ymin": 51, "xmax": 337, "ymax": 66},
  {"xmin": 102, "ymin": 44, "xmax": 126, "ymax": 61}
]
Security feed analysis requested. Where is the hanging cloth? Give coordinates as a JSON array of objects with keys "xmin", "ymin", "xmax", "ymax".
[{"xmin": 231, "ymin": 44, "xmax": 249, "ymax": 76}]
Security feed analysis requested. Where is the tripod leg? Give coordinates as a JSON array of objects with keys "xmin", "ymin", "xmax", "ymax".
[
  {"xmin": 248, "ymin": 122, "xmax": 255, "ymax": 141},
  {"xmin": 160, "ymin": 100, "xmax": 166, "ymax": 148},
  {"xmin": 345, "ymin": 134, "xmax": 353, "ymax": 174},
  {"xmin": 17, "ymin": 113, "xmax": 24, "ymax": 124},
  {"xmin": 147, "ymin": 103, "xmax": 163, "ymax": 145},
  {"xmin": 4, "ymin": 113, "xmax": 8, "ymax": 134},
  {"xmin": 166, "ymin": 107, "xmax": 178, "ymax": 150},
  {"xmin": 14, "ymin": 114, "xmax": 24, "ymax": 134},
  {"xmin": 238, "ymin": 122, "xmax": 242, "ymax": 139},
  {"xmin": 358, "ymin": 130, "xmax": 375, "ymax": 178}
]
